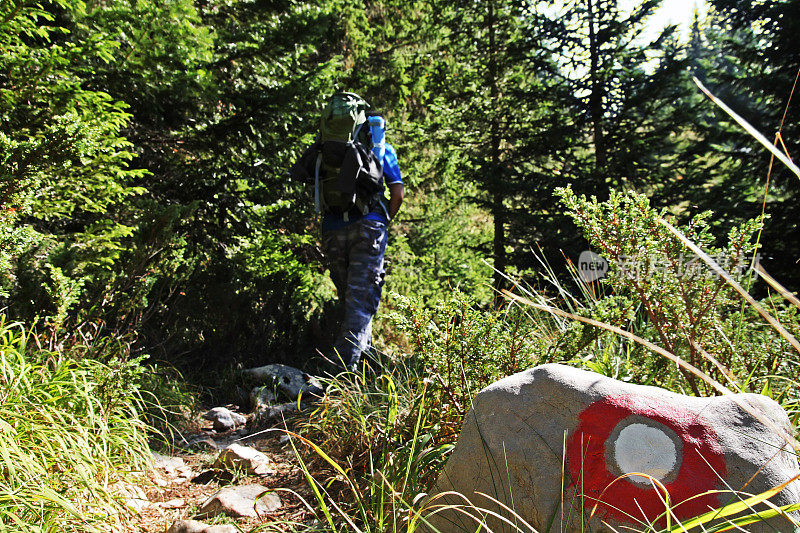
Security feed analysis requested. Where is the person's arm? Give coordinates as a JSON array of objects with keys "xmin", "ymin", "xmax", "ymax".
[
  {"xmin": 388, "ymin": 182, "xmax": 404, "ymax": 220},
  {"xmin": 382, "ymin": 143, "xmax": 403, "ymax": 220}
]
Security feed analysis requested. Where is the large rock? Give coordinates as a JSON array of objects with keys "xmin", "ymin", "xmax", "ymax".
[
  {"xmin": 196, "ymin": 484, "xmax": 281, "ymax": 519},
  {"xmin": 424, "ymin": 364, "xmax": 800, "ymax": 532},
  {"xmin": 243, "ymin": 364, "xmax": 324, "ymax": 400}
]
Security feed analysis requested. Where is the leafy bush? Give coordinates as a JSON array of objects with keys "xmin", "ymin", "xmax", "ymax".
[
  {"xmin": 384, "ymin": 291, "xmax": 549, "ymax": 436},
  {"xmin": 553, "ymin": 187, "xmax": 800, "ymax": 401}
]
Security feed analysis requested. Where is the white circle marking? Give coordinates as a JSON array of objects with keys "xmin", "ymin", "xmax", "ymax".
[{"xmin": 613, "ymin": 423, "xmax": 678, "ymax": 484}]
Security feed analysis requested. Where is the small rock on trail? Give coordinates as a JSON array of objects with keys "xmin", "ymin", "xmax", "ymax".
[
  {"xmin": 195, "ymin": 484, "xmax": 281, "ymax": 519},
  {"xmin": 214, "ymin": 443, "xmax": 274, "ymax": 476},
  {"xmin": 201, "ymin": 407, "xmax": 247, "ymax": 432},
  {"xmin": 166, "ymin": 519, "xmax": 238, "ymax": 533}
]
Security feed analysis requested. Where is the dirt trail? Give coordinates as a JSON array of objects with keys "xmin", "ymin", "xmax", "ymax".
[{"xmin": 133, "ymin": 418, "xmax": 316, "ymax": 533}]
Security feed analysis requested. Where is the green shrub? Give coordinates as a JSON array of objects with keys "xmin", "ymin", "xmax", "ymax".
[
  {"xmin": 385, "ymin": 291, "xmax": 550, "ymax": 435},
  {"xmin": 554, "ymin": 187, "xmax": 800, "ymax": 400}
]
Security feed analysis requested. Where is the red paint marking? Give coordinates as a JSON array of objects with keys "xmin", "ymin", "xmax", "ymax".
[{"xmin": 567, "ymin": 396, "xmax": 725, "ymax": 526}]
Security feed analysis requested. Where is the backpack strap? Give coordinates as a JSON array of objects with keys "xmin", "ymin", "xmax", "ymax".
[
  {"xmin": 314, "ymin": 152, "xmax": 323, "ymax": 213},
  {"xmin": 352, "ymin": 121, "xmax": 367, "ymax": 144}
]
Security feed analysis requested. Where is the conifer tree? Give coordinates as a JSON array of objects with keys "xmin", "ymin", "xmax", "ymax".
[
  {"xmin": 429, "ymin": 0, "xmax": 571, "ymax": 290},
  {"xmin": 0, "ymin": 0, "xmax": 146, "ymax": 325},
  {"xmin": 698, "ymin": 0, "xmax": 800, "ymax": 289},
  {"xmin": 553, "ymin": 0, "xmax": 696, "ymax": 199}
]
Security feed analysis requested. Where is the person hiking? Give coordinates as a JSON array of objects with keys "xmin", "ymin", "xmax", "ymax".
[{"xmin": 291, "ymin": 92, "xmax": 404, "ymax": 372}]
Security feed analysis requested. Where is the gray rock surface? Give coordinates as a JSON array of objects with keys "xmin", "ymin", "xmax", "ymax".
[
  {"xmin": 178, "ymin": 434, "xmax": 219, "ymax": 451},
  {"xmin": 201, "ymin": 407, "xmax": 247, "ymax": 432},
  {"xmin": 253, "ymin": 401, "xmax": 301, "ymax": 426},
  {"xmin": 250, "ymin": 386, "xmax": 275, "ymax": 411},
  {"xmin": 166, "ymin": 519, "xmax": 238, "ymax": 533},
  {"xmin": 424, "ymin": 363, "xmax": 800, "ymax": 533},
  {"xmin": 244, "ymin": 364, "xmax": 323, "ymax": 400},
  {"xmin": 152, "ymin": 452, "xmax": 185, "ymax": 471},
  {"xmin": 196, "ymin": 484, "xmax": 281, "ymax": 519},
  {"xmin": 152, "ymin": 452, "xmax": 194, "ymax": 483},
  {"xmin": 214, "ymin": 443, "xmax": 274, "ymax": 476}
]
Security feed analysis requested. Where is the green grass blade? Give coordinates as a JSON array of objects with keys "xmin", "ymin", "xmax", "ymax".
[
  {"xmin": 693, "ymin": 77, "xmax": 800, "ymax": 180},
  {"xmin": 667, "ymin": 476, "xmax": 800, "ymax": 532}
]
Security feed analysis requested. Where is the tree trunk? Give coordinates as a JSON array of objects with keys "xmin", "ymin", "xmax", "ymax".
[
  {"xmin": 488, "ymin": 0, "xmax": 506, "ymax": 292},
  {"xmin": 587, "ymin": 0, "xmax": 606, "ymax": 196}
]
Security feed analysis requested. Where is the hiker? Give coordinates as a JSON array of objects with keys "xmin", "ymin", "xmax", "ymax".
[{"xmin": 291, "ymin": 92, "xmax": 404, "ymax": 371}]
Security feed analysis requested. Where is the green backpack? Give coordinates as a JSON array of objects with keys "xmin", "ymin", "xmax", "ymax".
[
  {"xmin": 320, "ymin": 92, "xmax": 370, "ymax": 145},
  {"xmin": 314, "ymin": 92, "xmax": 384, "ymax": 219}
]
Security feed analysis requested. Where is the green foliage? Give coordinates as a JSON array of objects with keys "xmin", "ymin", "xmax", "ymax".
[
  {"xmin": 423, "ymin": 0, "xmax": 572, "ymax": 287},
  {"xmin": 0, "ymin": 315, "xmax": 151, "ymax": 532},
  {"xmin": 296, "ymin": 370, "xmax": 446, "ymax": 531},
  {"xmin": 0, "ymin": 0, "xmax": 148, "ymax": 327},
  {"xmin": 386, "ymin": 291, "xmax": 547, "ymax": 426},
  {"xmin": 386, "ymin": 180, "xmax": 494, "ymax": 305},
  {"xmin": 555, "ymin": 187, "xmax": 800, "ymax": 399}
]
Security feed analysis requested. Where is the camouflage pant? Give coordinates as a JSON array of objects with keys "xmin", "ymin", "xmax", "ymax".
[{"xmin": 321, "ymin": 219, "xmax": 388, "ymax": 370}]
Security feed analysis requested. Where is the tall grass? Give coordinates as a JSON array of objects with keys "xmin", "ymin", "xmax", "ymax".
[
  {"xmin": 291, "ymin": 363, "xmax": 453, "ymax": 532},
  {"xmin": 0, "ymin": 315, "xmax": 151, "ymax": 532}
]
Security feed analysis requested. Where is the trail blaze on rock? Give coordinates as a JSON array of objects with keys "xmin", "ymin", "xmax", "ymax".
[{"xmin": 567, "ymin": 395, "xmax": 726, "ymax": 525}]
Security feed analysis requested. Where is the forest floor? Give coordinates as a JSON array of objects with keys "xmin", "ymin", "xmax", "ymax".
[{"xmin": 133, "ymin": 414, "xmax": 319, "ymax": 533}]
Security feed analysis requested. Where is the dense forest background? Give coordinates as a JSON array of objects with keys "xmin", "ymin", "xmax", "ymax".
[{"xmin": 2, "ymin": 0, "xmax": 798, "ymax": 379}]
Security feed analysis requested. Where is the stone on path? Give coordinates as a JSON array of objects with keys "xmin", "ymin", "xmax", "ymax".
[
  {"xmin": 179, "ymin": 434, "xmax": 219, "ymax": 451},
  {"xmin": 156, "ymin": 498, "xmax": 186, "ymax": 509},
  {"xmin": 249, "ymin": 385, "xmax": 302, "ymax": 424},
  {"xmin": 196, "ymin": 484, "xmax": 281, "ymax": 519},
  {"xmin": 166, "ymin": 519, "xmax": 238, "ymax": 533},
  {"xmin": 214, "ymin": 443, "xmax": 274, "ymax": 476},
  {"xmin": 201, "ymin": 407, "xmax": 247, "ymax": 432},
  {"xmin": 151, "ymin": 452, "xmax": 194, "ymax": 483},
  {"xmin": 250, "ymin": 386, "xmax": 275, "ymax": 412},
  {"xmin": 111, "ymin": 482, "xmax": 150, "ymax": 512},
  {"xmin": 243, "ymin": 364, "xmax": 323, "ymax": 400},
  {"xmin": 253, "ymin": 401, "xmax": 301, "ymax": 426},
  {"xmin": 152, "ymin": 452, "xmax": 185, "ymax": 472},
  {"xmin": 424, "ymin": 363, "xmax": 800, "ymax": 533}
]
